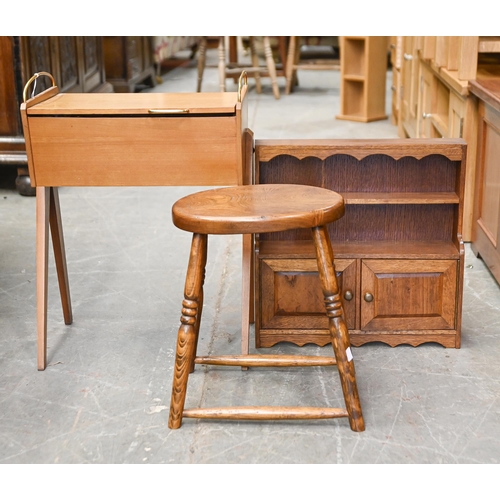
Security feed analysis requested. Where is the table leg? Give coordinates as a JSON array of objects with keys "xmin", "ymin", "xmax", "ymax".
[
  {"xmin": 36, "ymin": 187, "xmax": 49, "ymax": 370},
  {"xmin": 37, "ymin": 186, "xmax": 72, "ymax": 370},
  {"xmin": 49, "ymin": 187, "xmax": 72, "ymax": 326}
]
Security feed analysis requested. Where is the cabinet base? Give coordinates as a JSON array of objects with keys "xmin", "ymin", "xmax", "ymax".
[
  {"xmin": 336, "ymin": 113, "xmax": 388, "ymax": 123},
  {"xmin": 257, "ymin": 330, "xmax": 460, "ymax": 349}
]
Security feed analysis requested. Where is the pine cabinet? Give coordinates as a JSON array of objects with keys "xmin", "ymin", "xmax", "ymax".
[
  {"xmin": 254, "ymin": 139, "xmax": 466, "ymax": 349},
  {"xmin": 395, "ymin": 36, "xmax": 500, "ymax": 242},
  {"xmin": 470, "ymin": 77, "xmax": 500, "ymax": 286}
]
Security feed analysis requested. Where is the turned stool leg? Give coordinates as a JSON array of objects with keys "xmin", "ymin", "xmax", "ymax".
[
  {"xmin": 263, "ymin": 36, "xmax": 280, "ymax": 99},
  {"xmin": 285, "ymin": 36, "xmax": 298, "ymax": 95},
  {"xmin": 168, "ymin": 233, "xmax": 208, "ymax": 429},
  {"xmin": 218, "ymin": 37, "xmax": 226, "ymax": 92},
  {"xmin": 249, "ymin": 37, "xmax": 262, "ymax": 94},
  {"xmin": 196, "ymin": 36, "xmax": 207, "ymax": 92},
  {"xmin": 312, "ymin": 226, "xmax": 365, "ymax": 432}
]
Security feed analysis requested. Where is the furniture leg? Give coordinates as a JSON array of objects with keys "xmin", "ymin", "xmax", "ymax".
[
  {"xmin": 49, "ymin": 187, "xmax": 72, "ymax": 326},
  {"xmin": 241, "ymin": 234, "xmax": 252, "ymax": 359},
  {"xmin": 196, "ymin": 36, "xmax": 207, "ymax": 92},
  {"xmin": 249, "ymin": 37, "xmax": 262, "ymax": 94},
  {"xmin": 311, "ymin": 225, "xmax": 365, "ymax": 432},
  {"xmin": 168, "ymin": 233, "xmax": 208, "ymax": 429},
  {"xmin": 278, "ymin": 36, "xmax": 289, "ymax": 76},
  {"xmin": 36, "ymin": 187, "xmax": 49, "ymax": 370},
  {"xmin": 189, "ymin": 236, "xmax": 207, "ymax": 373},
  {"xmin": 263, "ymin": 36, "xmax": 280, "ymax": 99},
  {"xmin": 218, "ymin": 37, "xmax": 226, "ymax": 92},
  {"xmin": 285, "ymin": 36, "xmax": 296, "ymax": 94}
]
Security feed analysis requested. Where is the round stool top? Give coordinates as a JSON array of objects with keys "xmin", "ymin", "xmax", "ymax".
[{"xmin": 172, "ymin": 184, "xmax": 345, "ymax": 234}]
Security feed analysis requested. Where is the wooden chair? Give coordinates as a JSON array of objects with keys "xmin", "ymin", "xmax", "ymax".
[
  {"xmin": 285, "ymin": 36, "xmax": 340, "ymax": 94},
  {"xmin": 168, "ymin": 184, "xmax": 365, "ymax": 431},
  {"xmin": 197, "ymin": 36, "xmax": 282, "ymax": 99}
]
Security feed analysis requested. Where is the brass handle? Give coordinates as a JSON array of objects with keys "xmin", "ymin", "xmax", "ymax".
[
  {"xmin": 238, "ymin": 71, "xmax": 248, "ymax": 102},
  {"xmin": 344, "ymin": 291, "xmax": 353, "ymax": 301},
  {"xmin": 148, "ymin": 109, "xmax": 189, "ymax": 114},
  {"xmin": 23, "ymin": 72, "xmax": 56, "ymax": 102},
  {"xmin": 403, "ymin": 53, "xmax": 413, "ymax": 61},
  {"xmin": 364, "ymin": 292, "xmax": 374, "ymax": 302}
]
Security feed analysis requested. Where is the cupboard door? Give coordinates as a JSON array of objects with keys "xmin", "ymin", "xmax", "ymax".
[
  {"xmin": 259, "ymin": 258, "xmax": 357, "ymax": 332},
  {"xmin": 361, "ymin": 259, "xmax": 457, "ymax": 330}
]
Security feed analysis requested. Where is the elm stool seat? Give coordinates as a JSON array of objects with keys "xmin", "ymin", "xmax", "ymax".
[{"xmin": 168, "ymin": 184, "xmax": 365, "ymax": 431}]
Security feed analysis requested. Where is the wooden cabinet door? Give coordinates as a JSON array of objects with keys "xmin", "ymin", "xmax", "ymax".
[
  {"xmin": 259, "ymin": 257, "xmax": 357, "ymax": 332},
  {"xmin": 360, "ymin": 259, "xmax": 458, "ymax": 330},
  {"xmin": 473, "ymin": 101, "xmax": 500, "ymax": 284}
]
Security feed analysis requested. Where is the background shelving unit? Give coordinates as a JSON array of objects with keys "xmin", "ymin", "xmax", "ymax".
[{"xmin": 337, "ymin": 36, "xmax": 388, "ymax": 122}]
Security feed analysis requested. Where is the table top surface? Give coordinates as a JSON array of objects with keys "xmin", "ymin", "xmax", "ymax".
[{"xmin": 26, "ymin": 91, "xmax": 241, "ymax": 116}]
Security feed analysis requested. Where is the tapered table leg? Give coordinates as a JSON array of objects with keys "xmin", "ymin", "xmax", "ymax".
[
  {"xmin": 49, "ymin": 187, "xmax": 72, "ymax": 325},
  {"xmin": 36, "ymin": 187, "xmax": 49, "ymax": 370}
]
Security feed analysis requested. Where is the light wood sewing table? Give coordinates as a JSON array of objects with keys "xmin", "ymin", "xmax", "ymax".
[{"xmin": 20, "ymin": 73, "xmax": 252, "ymax": 370}]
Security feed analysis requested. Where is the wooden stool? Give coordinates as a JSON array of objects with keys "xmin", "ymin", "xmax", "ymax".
[{"xmin": 168, "ymin": 184, "xmax": 365, "ymax": 431}]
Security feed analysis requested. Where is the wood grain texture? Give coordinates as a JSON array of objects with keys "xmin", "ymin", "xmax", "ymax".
[
  {"xmin": 254, "ymin": 140, "xmax": 466, "ymax": 349},
  {"xmin": 169, "ymin": 185, "xmax": 363, "ymax": 431},
  {"xmin": 168, "ymin": 233, "xmax": 207, "ymax": 430},
  {"xmin": 26, "ymin": 91, "xmax": 240, "ymax": 115},
  {"xmin": 312, "ymin": 225, "xmax": 364, "ymax": 431},
  {"xmin": 182, "ymin": 407, "xmax": 349, "ymax": 420},
  {"xmin": 36, "ymin": 187, "xmax": 49, "ymax": 370},
  {"xmin": 172, "ymin": 184, "xmax": 345, "ymax": 235},
  {"xmin": 195, "ymin": 354, "xmax": 336, "ymax": 367},
  {"xmin": 23, "ymin": 87, "xmax": 250, "ymax": 371},
  {"xmin": 255, "ymin": 139, "xmax": 466, "ymax": 162},
  {"xmin": 471, "ymin": 97, "xmax": 500, "ymax": 287},
  {"xmin": 49, "ymin": 188, "xmax": 72, "ymax": 326}
]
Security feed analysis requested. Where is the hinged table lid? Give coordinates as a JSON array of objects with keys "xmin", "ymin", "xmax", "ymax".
[{"xmin": 26, "ymin": 92, "xmax": 240, "ymax": 116}]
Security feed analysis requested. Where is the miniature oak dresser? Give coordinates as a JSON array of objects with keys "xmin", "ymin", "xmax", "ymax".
[{"xmin": 254, "ymin": 139, "xmax": 467, "ymax": 349}]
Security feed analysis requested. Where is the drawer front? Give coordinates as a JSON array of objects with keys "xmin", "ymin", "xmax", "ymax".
[
  {"xmin": 258, "ymin": 257, "xmax": 357, "ymax": 332},
  {"xmin": 360, "ymin": 259, "xmax": 458, "ymax": 330},
  {"xmin": 27, "ymin": 116, "xmax": 241, "ymax": 186}
]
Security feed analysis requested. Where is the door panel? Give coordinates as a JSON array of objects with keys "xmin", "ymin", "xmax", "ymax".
[
  {"xmin": 361, "ymin": 259, "xmax": 457, "ymax": 330},
  {"xmin": 260, "ymin": 258, "xmax": 357, "ymax": 331}
]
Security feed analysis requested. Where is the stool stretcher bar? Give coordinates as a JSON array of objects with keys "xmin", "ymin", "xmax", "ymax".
[
  {"xmin": 183, "ymin": 406, "xmax": 350, "ymax": 420},
  {"xmin": 195, "ymin": 354, "xmax": 337, "ymax": 367}
]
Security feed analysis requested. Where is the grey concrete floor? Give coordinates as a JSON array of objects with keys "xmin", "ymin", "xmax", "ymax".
[{"xmin": 1, "ymin": 46, "xmax": 500, "ymax": 471}]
